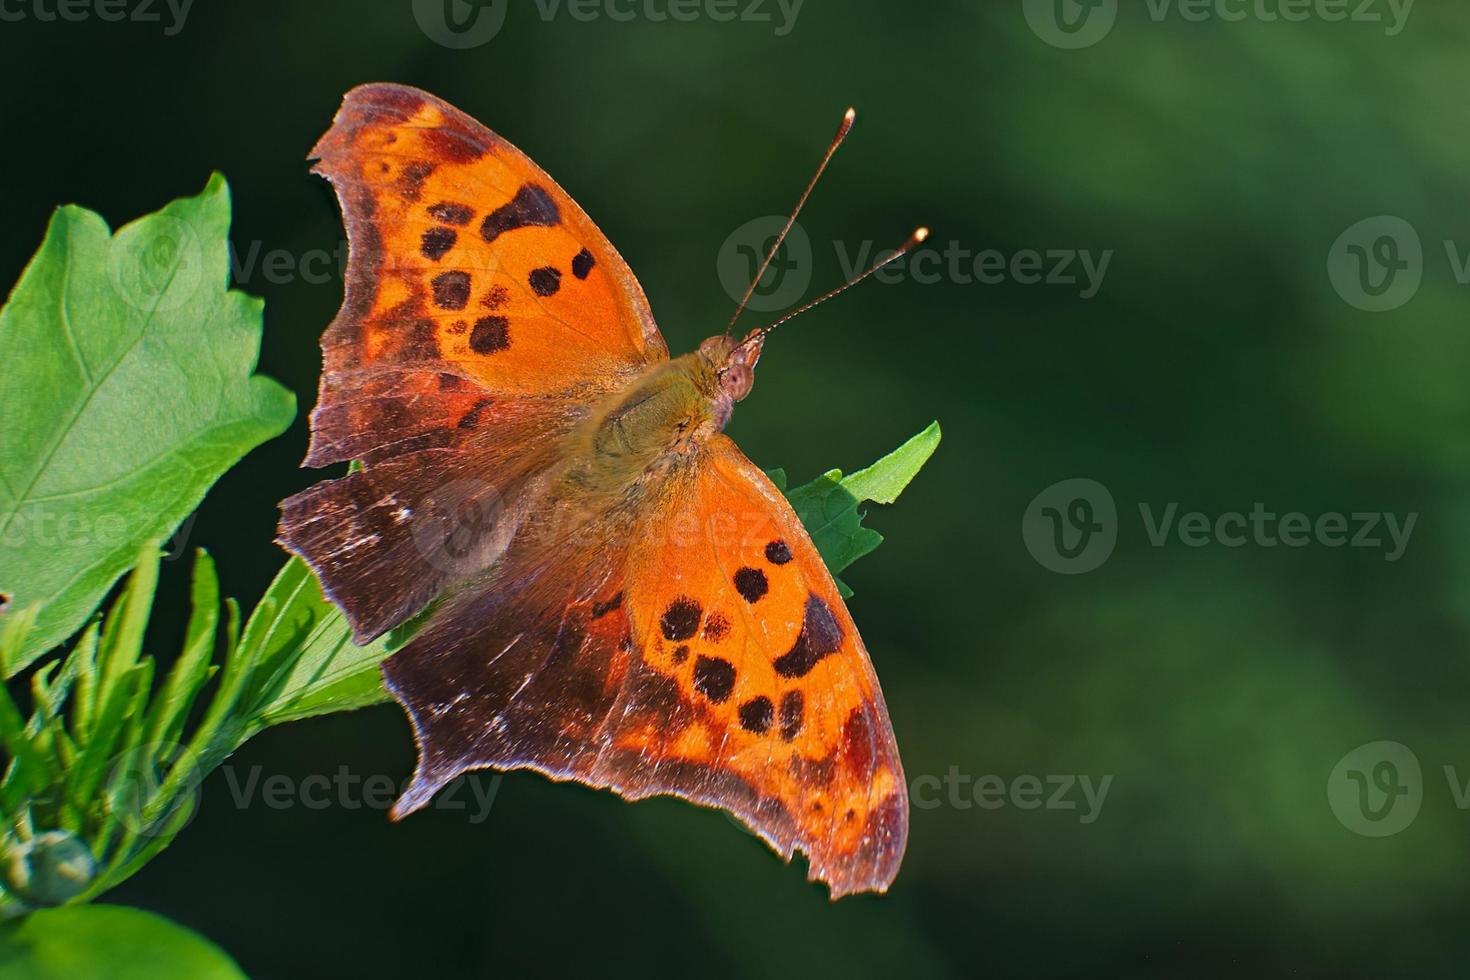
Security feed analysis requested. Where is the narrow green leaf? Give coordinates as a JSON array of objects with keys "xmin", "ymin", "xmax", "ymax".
[
  {"xmin": 67, "ymin": 623, "xmax": 100, "ymax": 742},
  {"xmin": 0, "ymin": 904, "xmax": 246, "ymax": 979},
  {"xmin": 0, "ymin": 173, "xmax": 296, "ymax": 677},
  {"xmin": 27, "ymin": 654, "xmax": 76, "ymax": 734},
  {"xmin": 0, "ymin": 603, "xmax": 39, "ymax": 678},
  {"xmin": 142, "ymin": 551, "xmax": 220, "ymax": 747},
  {"xmin": 0, "ymin": 671, "xmax": 50, "ymax": 798},
  {"xmin": 94, "ymin": 547, "xmax": 160, "ymax": 715},
  {"xmin": 222, "ymin": 598, "xmax": 241, "ymax": 661},
  {"xmin": 65, "ymin": 663, "xmax": 150, "ymax": 811},
  {"xmin": 839, "ymin": 421, "xmax": 942, "ymax": 504}
]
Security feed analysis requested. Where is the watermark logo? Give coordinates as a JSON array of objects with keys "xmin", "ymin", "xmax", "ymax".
[
  {"xmin": 1022, "ymin": 0, "xmax": 1117, "ymax": 49},
  {"xmin": 107, "ymin": 742, "xmax": 204, "ymax": 838},
  {"xmin": 412, "ymin": 0, "xmax": 508, "ymax": 48},
  {"xmin": 1328, "ymin": 216, "xmax": 1423, "ymax": 312},
  {"xmin": 1023, "ymin": 478, "xmax": 1118, "ymax": 574},
  {"xmin": 1328, "ymin": 741, "xmax": 1422, "ymax": 837},
  {"xmin": 717, "ymin": 215, "xmax": 812, "ymax": 313},
  {"xmin": 108, "ymin": 212, "xmax": 204, "ymax": 314},
  {"xmin": 408, "ymin": 478, "xmax": 509, "ymax": 576}
]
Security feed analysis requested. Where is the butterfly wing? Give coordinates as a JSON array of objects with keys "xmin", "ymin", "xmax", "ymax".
[
  {"xmin": 384, "ymin": 434, "xmax": 908, "ymax": 897},
  {"xmin": 279, "ymin": 83, "xmax": 668, "ymax": 641}
]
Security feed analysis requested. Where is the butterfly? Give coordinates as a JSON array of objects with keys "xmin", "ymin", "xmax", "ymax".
[{"xmin": 277, "ymin": 83, "xmax": 925, "ymax": 898}]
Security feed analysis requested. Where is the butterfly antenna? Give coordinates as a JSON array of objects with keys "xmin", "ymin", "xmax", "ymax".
[
  {"xmin": 736, "ymin": 226, "xmax": 929, "ymax": 352},
  {"xmin": 724, "ymin": 107, "xmax": 857, "ymax": 338}
]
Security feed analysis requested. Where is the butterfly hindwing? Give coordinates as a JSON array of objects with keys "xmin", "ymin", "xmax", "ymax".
[{"xmin": 384, "ymin": 435, "xmax": 907, "ymax": 897}]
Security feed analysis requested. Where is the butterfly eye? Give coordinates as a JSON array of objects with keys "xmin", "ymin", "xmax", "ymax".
[
  {"xmin": 721, "ymin": 363, "xmax": 754, "ymax": 402},
  {"xmin": 698, "ymin": 335, "xmax": 733, "ymax": 362}
]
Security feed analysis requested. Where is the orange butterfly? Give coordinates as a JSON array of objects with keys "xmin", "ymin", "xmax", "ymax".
[{"xmin": 278, "ymin": 83, "xmax": 924, "ymax": 897}]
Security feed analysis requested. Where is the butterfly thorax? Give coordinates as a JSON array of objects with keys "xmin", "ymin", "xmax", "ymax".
[{"xmin": 569, "ymin": 349, "xmax": 728, "ymax": 495}]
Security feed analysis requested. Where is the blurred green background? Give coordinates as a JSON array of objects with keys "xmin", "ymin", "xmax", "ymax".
[{"xmin": 4, "ymin": 0, "xmax": 1470, "ymax": 975}]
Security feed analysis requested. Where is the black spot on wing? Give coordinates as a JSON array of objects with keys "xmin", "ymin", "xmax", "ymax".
[
  {"xmin": 421, "ymin": 227, "xmax": 456, "ymax": 261},
  {"xmin": 592, "ymin": 592, "xmax": 623, "ymax": 619},
  {"xmin": 456, "ymin": 398, "xmax": 494, "ymax": 430},
  {"xmin": 528, "ymin": 266, "xmax": 562, "ymax": 297},
  {"xmin": 469, "ymin": 316, "xmax": 510, "ymax": 354},
  {"xmin": 739, "ymin": 696, "xmax": 773, "ymax": 734},
  {"xmin": 427, "ymin": 201, "xmax": 475, "ymax": 226},
  {"xmin": 482, "ymin": 284, "xmax": 509, "ymax": 309},
  {"xmin": 733, "ymin": 567, "xmax": 768, "ymax": 603},
  {"xmin": 422, "ymin": 128, "xmax": 485, "ymax": 164},
  {"xmin": 660, "ymin": 597, "xmax": 701, "ymax": 641},
  {"xmin": 765, "ymin": 539, "xmax": 793, "ymax": 565},
  {"xmin": 480, "ymin": 183, "xmax": 560, "ymax": 244},
  {"xmin": 703, "ymin": 612, "xmax": 730, "ymax": 642},
  {"xmin": 693, "ymin": 656, "xmax": 736, "ymax": 704},
  {"xmin": 779, "ymin": 691, "xmax": 804, "ymax": 741},
  {"xmin": 397, "ymin": 161, "xmax": 435, "ymax": 202},
  {"xmin": 431, "ymin": 271, "xmax": 472, "ymax": 310},
  {"xmin": 772, "ymin": 594, "xmax": 844, "ymax": 679},
  {"xmin": 672, "ymin": 644, "xmax": 690, "ymax": 665},
  {"xmin": 403, "ymin": 320, "xmax": 439, "ymax": 360},
  {"xmin": 572, "ymin": 248, "xmax": 595, "ymax": 279}
]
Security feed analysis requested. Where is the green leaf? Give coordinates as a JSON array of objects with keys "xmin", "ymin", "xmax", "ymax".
[
  {"xmin": 783, "ymin": 421, "xmax": 941, "ymax": 597},
  {"xmin": 839, "ymin": 421, "xmax": 943, "ymax": 505},
  {"xmin": 240, "ymin": 558, "xmax": 397, "ymax": 728},
  {"xmin": 0, "ymin": 904, "xmax": 245, "ymax": 980},
  {"xmin": 141, "ymin": 551, "xmax": 220, "ymax": 749},
  {"xmin": 0, "ymin": 174, "xmax": 296, "ymax": 677}
]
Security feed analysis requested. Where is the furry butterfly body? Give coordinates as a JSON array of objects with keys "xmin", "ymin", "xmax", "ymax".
[{"xmin": 278, "ymin": 83, "xmax": 908, "ymax": 897}]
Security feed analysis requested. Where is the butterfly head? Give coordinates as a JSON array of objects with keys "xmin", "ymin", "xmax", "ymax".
[{"xmin": 698, "ymin": 330, "xmax": 765, "ymax": 406}]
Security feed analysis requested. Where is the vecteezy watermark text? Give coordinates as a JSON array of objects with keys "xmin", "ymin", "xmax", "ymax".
[
  {"xmin": 911, "ymin": 767, "xmax": 1113, "ymax": 823},
  {"xmin": 1024, "ymin": 478, "xmax": 1417, "ymax": 573},
  {"xmin": 1138, "ymin": 502, "xmax": 1416, "ymax": 560},
  {"xmin": 836, "ymin": 240, "xmax": 1112, "ymax": 298},
  {"xmin": 1024, "ymin": 0, "xmax": 1413, "ymax": 50},
  {"xmin": 221, "ymin": 765, "xmax": 501, "ymax": 825},
  {"xmin": 0, "ymin": 0, "xmax": 193, "ymax": 34},
  {"xmin": 717, "ymin": 217, "xmax": 1112, "ymax": 313},
  {"xmin": 412, "ymin": 0, "xmax": 801, "ymax": 48}
]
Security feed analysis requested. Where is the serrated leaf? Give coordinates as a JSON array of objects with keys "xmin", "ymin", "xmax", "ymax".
[
  {"xmin": 840, "ymin": 421, "xmax": 942, "ymax": 505},
  {"xmin": 784, "ymin": 421, "xmax": 941, "ymax": 596},
  {"xmin": 0, "ymin": 904, "xmax": 246, "ymax": 980},
  {"xmin": 0, "ymin": 174, "xmax": 296, "ymax": 677}
]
